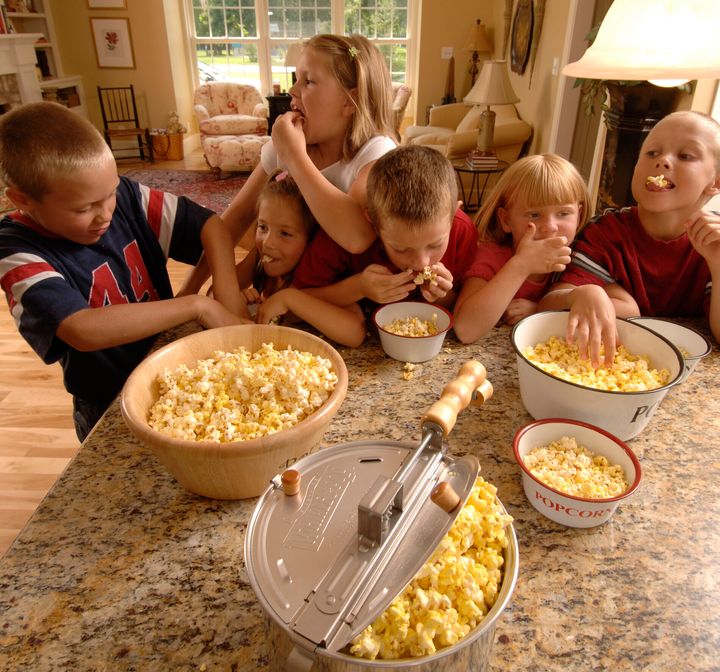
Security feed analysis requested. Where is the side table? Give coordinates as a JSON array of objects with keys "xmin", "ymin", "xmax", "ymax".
[
  {"xmin": 266, "ymin": 93, "xmax": 292, "ymax": 131},
  {"xmin": 452, "ymin": 158, "xmax": 508, "ymax": 213}
]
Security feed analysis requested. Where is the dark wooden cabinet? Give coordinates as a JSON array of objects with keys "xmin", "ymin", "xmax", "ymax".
[{"xmin": 266, "ymin": 94, "xmax": 292, "ymax": 131}]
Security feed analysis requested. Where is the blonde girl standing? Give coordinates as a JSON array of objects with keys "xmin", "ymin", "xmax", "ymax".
[{"xmin": 206, "ymin": 34, "xmax": 397, "ymax": 317}]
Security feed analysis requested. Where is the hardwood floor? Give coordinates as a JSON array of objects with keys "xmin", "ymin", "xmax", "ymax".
[{"xmin": 0, "ymin": 148, "xmax": 213, "ymax": 557}]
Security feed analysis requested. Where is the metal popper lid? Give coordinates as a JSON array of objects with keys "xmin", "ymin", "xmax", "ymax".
[{"xmin": 245, "ymin": 361, "xmax": 493, "ymax": 663}]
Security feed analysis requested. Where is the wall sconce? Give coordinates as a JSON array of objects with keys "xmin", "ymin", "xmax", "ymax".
[
  {"xmin": 562, "ymin": 0, "xmax": 720, "ymax": 87},
  {"xmin": 463, "ymin": 19, "xmax": 493, "ymax": 87},
  {"xmin": 285, "ymin": 42, "xmax": 303, "ymax": 85},
  {"xmin": 464, "ymin": 60, "xmax": 519, "ymax": 160}
]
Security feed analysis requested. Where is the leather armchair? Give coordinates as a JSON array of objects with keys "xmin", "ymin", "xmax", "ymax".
[{"xmin": 402, "ymin": 103, "xmax": 532, "ymax": 164}]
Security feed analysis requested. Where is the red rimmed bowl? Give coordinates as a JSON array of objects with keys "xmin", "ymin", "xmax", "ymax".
[{"xmin": 513, "ymin": 418, "xmax": 642, "ymax": 528}]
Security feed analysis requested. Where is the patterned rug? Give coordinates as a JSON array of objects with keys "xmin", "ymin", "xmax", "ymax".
[{"xmin": 123, "ymin": 169, "xmax": 248, "ymax": 214}]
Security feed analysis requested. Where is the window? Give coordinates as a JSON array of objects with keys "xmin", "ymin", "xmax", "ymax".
[{"xmin": 185, "ymin": 0, "xmax": 415, "ymax": 96}]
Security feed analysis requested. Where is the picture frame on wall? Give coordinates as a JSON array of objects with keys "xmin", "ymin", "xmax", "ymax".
[
  {"xmin": 87, "ymin": 0, "xmax": 127, "ymax": 8},
  {"xmin": 90, "ymin": 17, "xmax": 135, "ymax": 69}
]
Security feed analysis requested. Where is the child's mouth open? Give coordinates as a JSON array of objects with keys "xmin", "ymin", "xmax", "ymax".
[{"xmin": 645, "ymin": 174, "xmax": 675, "ymax": 191}]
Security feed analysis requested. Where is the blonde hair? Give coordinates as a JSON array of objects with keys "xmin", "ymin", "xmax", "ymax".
[
  {"xmin": 475, "ymin": 153, "xmax": 590, "ymax": 244},
  {"xmin": 650, "ymin": 110, "xmax": 720, "ymax": 172},
  {"xmin": 304, "ymin": 34, "xmax": 396, "ymax": 159},
  {"xmin": 366, "ymin": 145, "xmax": 457, "ymax": 232},
  {"xmin": 0, "ymin": 101, "xmax": 113, "ymax": 201}
]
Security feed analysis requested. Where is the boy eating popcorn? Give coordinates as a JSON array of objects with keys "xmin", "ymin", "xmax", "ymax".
[
  {"xmin": 287, "ymin": 145, "xmax": 480, "ymax": 320},
  {"xmin": 540, "ymin": 111, "xmax": 720, "ymax": 366}
]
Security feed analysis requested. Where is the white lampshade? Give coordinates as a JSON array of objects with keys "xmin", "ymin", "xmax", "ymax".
[
  {"xmin": 464, "ymin": 60, "xmax": 519, "ymax": 107},
  {"xmin": 562, "ymin": 0, "xmax": 720, "ymax": 84},
  {"xmin": 285, "ymin": 42, "xmax": 303, "ymax": 67}
]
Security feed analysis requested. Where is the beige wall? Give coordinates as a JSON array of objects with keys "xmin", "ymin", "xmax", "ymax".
[{"xmin": 48, "ymin": 0, "xmax": 195, "ymax": 139}]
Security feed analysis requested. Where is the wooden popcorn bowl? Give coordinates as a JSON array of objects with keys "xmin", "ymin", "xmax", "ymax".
[{"xmin": 121, "ymin": 325, "xmax": 348, "ymax": 500}]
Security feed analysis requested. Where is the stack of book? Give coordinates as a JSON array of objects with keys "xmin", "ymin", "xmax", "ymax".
[{"xmin": 465, "ymin": 151, "xmax": 498, "ymax": 170}]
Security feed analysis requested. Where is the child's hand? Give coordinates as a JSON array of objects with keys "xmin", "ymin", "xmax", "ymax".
[
  {"xmin": 196, "ymin": 296, "xmax": 252, "ymax": 328},
  {"xmin": 360, "ymin": 265, "xmax": 416, "ymax": 304},
  {"xmin": 686, "ymin": 210, "xmax": 720, "ymax": 272},
  {"xmin": 271, "ymin": 111, "xmax": 308, "ymax": 165},
  {"xmin": 256, "ymin": 289, "xmax": 290, "ymax": 325},
  {"xmin": 419, "ymin": 263, "xmax": 453, "ymax": 302},
  {"xmin": 242, "ymin": 287, "xmax": 262, "ymax": 305},
  {"xmin": 565, "ymin": 284, "xmax": 619, "ymax": 368},
  {"xmin": 503, "ymin": 298, "xmax": 537, "ymax": 325},
  {"xmin": 515, "ymin": 222, "xmax": 572, "ymax": 275}
]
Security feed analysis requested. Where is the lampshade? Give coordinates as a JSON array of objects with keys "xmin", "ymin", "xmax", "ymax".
[
  {"xmin": 562, "ymin": 0, "xmax": 720, "ymax": 83},
  {"xmin": 285, "ymin": 42, "xmax": 303, "ymax": 68},
  {"xmin": 463, "ymin": 19, "xmax": 492, "ymax": 54},
  {"xmin": 464, "ymin": 60, "xmax": 519, "ymax": 107}
]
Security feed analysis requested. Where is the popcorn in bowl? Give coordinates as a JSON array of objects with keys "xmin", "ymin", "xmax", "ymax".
[
  {"xmin": 522, "ymin": 335, "xmax": 669, "ymax": 392},
  {"xmin": 147, "ymin": 342, "xmax": 338, "ymax": 442},
  {"xmin": 523, "ymin": 435, "xmax": 628, "ymax": 499},
  {"xmin": 349, "ymin": 476, "xmax": 512, "ymax": 660},
  {"xmin": 383, "ymin": 314, "xmax": 439, "ymax": 337}
]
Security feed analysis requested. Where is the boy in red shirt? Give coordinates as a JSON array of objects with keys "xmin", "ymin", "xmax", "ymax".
[
  {"xmin": 541, "ymin": 111, "xmax": 720, "ymax": 366},
  {"xmin": 258, "ymin": 145, "xmax": 479, "ymax": 342}
]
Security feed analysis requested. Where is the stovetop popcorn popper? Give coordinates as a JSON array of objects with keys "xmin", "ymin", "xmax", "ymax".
[{"xmin": 245, "ymin": 361, "xmax": 519, "ymax": 671}]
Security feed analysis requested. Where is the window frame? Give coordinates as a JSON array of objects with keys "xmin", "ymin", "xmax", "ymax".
[{"xmin": 182, "ymin": 0, "xmax": 418, "ymax": 97}]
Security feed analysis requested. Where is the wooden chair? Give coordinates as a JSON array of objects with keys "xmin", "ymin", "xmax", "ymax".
[{"xmin": 97, "ymin": 85, "xmax": 154, "ymax": 162}]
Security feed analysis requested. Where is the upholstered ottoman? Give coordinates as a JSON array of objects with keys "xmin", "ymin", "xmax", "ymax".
[{"xmin": 200, "ymin": 134, "xmax": 271, "ymax": 174}]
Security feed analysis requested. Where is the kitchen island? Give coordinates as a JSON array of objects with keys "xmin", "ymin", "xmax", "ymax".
[{"xmin": 1, "ymin": 321, "xmax": 718, "ymax": 671}]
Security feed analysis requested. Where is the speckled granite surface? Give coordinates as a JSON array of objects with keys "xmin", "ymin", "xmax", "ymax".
[{"xmin": 1, "ymin": 321, "xmax": 718, "ymax": 671}]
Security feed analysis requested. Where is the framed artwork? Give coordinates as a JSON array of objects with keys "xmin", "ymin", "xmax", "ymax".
[
  {"xmin": 510, "ymin": 0, "xmax": 533, "ymax": 75},
  {"xmin": 90, "ymin": 17, "xmax": 135, "ymax": 69},
  {"xmin": 87, "ymin": 0, "xmax": 127, "ymax": 8}
]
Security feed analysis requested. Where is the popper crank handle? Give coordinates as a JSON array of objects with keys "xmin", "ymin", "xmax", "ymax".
[{"xmin": 421, "ymin": 360, "xmax": 493, "ymax": 437}]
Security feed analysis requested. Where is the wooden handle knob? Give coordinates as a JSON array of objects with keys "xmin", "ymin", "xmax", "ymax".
[
  {"xmin": 421, "ymin": 360, "xmax": 489, "ymax": 436},
  {"xmin": 431, "ymin": 481, "xmax": 461, "ymax": 513},
  {"xmin": 281, "ymin": 469, "xmax": 301, "ymax": 496}
]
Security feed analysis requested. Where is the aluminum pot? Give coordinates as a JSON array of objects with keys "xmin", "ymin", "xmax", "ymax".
[
  {"xmin": 245, "ymin": 440, "xmax": 519, "ymax": 672},
  {"xmin": 260, "ymin": 513, "xmax": 518, "ymax": 671}
]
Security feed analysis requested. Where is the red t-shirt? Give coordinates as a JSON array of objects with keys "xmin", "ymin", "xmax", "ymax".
[
  {"xmin": 465, "ymin": 241, "xmax": 555, "ymax": 302},
  {"xmin": 293, "ymin": 210, "xmax": 479, "ymax": 295},
  {"xmin": 560, "ymin": 206, "xmax": 710, "ymax": 316}
]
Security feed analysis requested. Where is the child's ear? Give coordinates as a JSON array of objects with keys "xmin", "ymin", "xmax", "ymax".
[
  {"xmin": 342, "ymin": 88, "xmax": 358, "ymax": 117},
  {"xmin": 707, "ymin": 174, "xmax": 720, "ymax": 196},
  {"xmin": 497, "ymin": 206, "xmax": 512, "ymax": 233},
  {"xmin": 4, "ymin": 186, "xmax": 35, "ymax": 210}
]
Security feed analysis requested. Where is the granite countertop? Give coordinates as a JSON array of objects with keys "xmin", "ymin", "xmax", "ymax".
[{"xmin": 1, "ymin": 321, "xmax": 718, "ymax": 671}]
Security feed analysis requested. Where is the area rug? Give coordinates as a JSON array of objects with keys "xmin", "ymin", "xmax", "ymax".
[{"xmin": 123, "ymin": 169, "xmax": 247, "ymax": 214}]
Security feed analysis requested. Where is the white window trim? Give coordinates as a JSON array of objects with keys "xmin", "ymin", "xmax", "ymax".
[{"xmin": 181, "ymin": 0, "xmax": 418, "ymax": 96}]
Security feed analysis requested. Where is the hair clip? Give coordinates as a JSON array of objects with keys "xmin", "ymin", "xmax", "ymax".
[
  {"xmin": 348, "ymin": 46, "xmax": 359, "ymax": 59},
  {"xmin": 275, "ymin": 170, "xmax": 288, "ymax": 182}
]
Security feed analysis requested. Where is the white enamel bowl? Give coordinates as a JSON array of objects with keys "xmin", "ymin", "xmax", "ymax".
[
  {"xmin": 513, "ymin": 419, "xmax": 642, "ymax": 528},
  {"xmin": 511, "ymin": 311, "xmax": 684, "ymax": 441},
  {"xmin": 372, "ymin": 301, "xmax": 453, "ymax": 363},
  {"xmin": 121, "ymin": 325, "xmax": 348, "ymax": 500},
  {"xmin": 628, "ymin": 317, "xmax": 711, "ymax": 383}
]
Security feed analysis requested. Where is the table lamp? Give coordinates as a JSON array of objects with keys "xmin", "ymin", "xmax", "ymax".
[
  {"xmin": 562, "ymin": 0, "xmax": 720, "ymax": 86},
  {"xmin": 463, "ymin": 60, "xmax": 519, "ymax": 159},
  {"xmin": 463, "ymin": 19, "xmax": 493, "ymax": 87},
  {"xmin": 285, "ymin": 42, "xmax": 303, "ymax": 85}
]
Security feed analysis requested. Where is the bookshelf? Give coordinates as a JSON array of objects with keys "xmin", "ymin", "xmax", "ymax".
[{"xmin": 4, "ymin": 0, "xmax": 87, "ymax": 117}]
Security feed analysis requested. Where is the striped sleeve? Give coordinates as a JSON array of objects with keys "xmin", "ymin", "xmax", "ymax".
[
  {"xmin": 567, "ymin": 249, "xmax": 615, "ymax": 285},
  {"xmin": 138, "ymin": 183, "xmax": 178, "ymax": 258},
  {"xmin": 0, "ymin": 252, "xmax": 64, "ymax": 321}
]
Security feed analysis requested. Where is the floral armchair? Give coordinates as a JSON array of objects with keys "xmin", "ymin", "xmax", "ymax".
[{"xmin": 193, "ymin": 82, "xmax": 270, "ymax": 173}]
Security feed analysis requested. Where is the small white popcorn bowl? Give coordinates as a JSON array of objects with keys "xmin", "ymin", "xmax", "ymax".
[
  {"xmin": 628, "ymin": 317, "xmax": 711, "ymax": 383},
  {"xmin": 372, "ymin": 301, "xmax": 452, "ymax": 363},
  {"xmin": 513, "ymin": 418, "xmax": 642, "ymax": 528}
]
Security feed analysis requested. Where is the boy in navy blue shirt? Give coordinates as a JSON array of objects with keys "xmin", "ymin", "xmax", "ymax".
[{"xmin": 0, "ymin": 102, "xmax": 241, "ymax": 440}]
